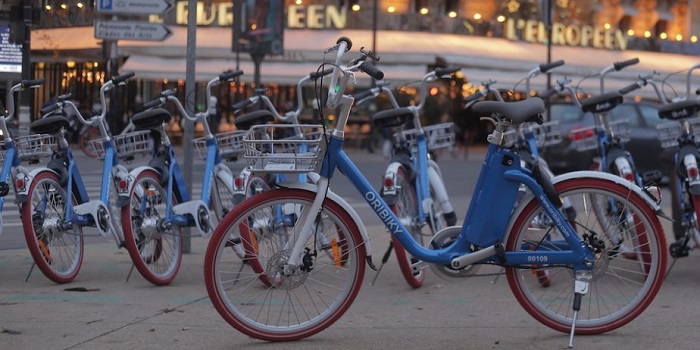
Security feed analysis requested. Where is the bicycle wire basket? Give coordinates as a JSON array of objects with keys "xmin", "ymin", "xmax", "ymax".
[
  {"xmin": 194, "ymin": 130, "xmax": 247, "ymax": 161},
  {"xmin": 656, "ymin": 121, "xmax": 682, "ymax": 149},
  {"xmin": 502, "ymin": 121, "xmax": 562, "ymax": 149},
  {"xmin": 570, "ymin": 119, "xmax": 630, "ymax": 152},
  {"xmin": 394, "ymin": 122, "xmax": 455, "ymax": 152},
  {"xmin": 2, "ymin": 134, "xmax": 57, "ymax": 162},
  {"xmin": 243, "ymin": 124, "xmax": 326, "ymax": 173},
  {"xmin": 88, "ymin": 130, "xmax": 151, "ymax": 160}
]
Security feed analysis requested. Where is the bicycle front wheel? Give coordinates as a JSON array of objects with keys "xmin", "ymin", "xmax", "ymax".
[
  {"xmin": 390, "ymin": 165, "xmax": 426, "ymax": 288},
  {"xmin": 204, "ymin": 188, "xmax": 366, "ymax": 341},
  {"xmin": 121, "ymin": 169, "xmax": 183, "ymax": 286},
  {"xmin": 22, "ymin": 170, "xmax": 84, "ymax": 284},
  {"xmin": 506, "ymin": 177, "xmax": 666, "ymax": 334},
  {"xmin": 210, "ymin": 174, "xmax": 235, "ymax": 225}
]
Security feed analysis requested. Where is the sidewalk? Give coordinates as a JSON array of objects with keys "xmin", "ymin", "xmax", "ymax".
[{"xmin": 1, "ymin": 228, "xmax": 700, "ymax": 350}]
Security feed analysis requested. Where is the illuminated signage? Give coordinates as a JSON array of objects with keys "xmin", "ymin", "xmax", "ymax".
[
  {"xmin": 0, "ymin": 26, "xmax": 22, "ymax": 74},
  {"xmin": 504, "ymin": 18, "xmax": 627, "ymax": 50},
  {"xmin": 169, "ymin": 2, "xmax": 347, "ymax": 29}
]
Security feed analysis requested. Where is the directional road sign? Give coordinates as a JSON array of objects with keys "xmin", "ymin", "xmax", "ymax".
[
  {"xmin": 94, "ymin": 20, "xmax": 172, "ymax": 41},
  {"xmin": 96, "ymin": 0, "xmax": 173, "ymax": 16}
]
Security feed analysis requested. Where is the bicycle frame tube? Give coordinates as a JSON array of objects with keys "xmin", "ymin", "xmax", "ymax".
[
  {"xmin": 199, "ymin": 137, "xmax": 221, "ymax": 205},
  {"xmin": 414, "ymin": 132, "xmax": 429, "ymax": 220},
  {"xmin": 0, "ymin": 143, "xmax": 19, "ymax": 213},
  {"xmin": 64, "ymin": 149, "xmax": 91, "ymax": 226},
  {"xmin": 315, "ymin": 136, "xmax": 592, "ymax": 268},
  {"xmin": 162, "ymin": 144, "xmax": 191, "ymax": 226}
]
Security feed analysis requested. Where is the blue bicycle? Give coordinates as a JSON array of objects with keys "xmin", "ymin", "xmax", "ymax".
[
  {"xmin": 19, "ymin": 73, "xmax": 143, "ymax": 284},
  {"xmin": 204, "ymin": 38, "xmax": 667, "ymax": 346},
  {"xmin": 118, "ymin": 70, "xmax": 244, "ymax": 285},
  {"xmin": 354, "ymin": 71, "xmax": 459, "ymax": 288},
  {"xmin": 0, "ymin": 78, "xmax": 46, "ymax": 238}
]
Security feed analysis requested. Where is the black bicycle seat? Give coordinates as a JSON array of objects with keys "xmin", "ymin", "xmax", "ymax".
[
  {"xmin": 30, "ymin": 115, "xmax": 70, "ymax": 135},
  {"xmin": 372, "ymin": 108, "xmax": 413, "ymax": 128},
  {"xmin": 234, "ymin": 110, "xmax": 275, "ymax": 130},
  {"xmin": 471, "ymin": 98, "xmax": 545, "ymax": 124},
  {"xmin": 580, "ymin": 92, "xmax": 623, "ymax": 114},
  {"xmin": 658, "ymin": 100, "xmax": 700, "ymax": 120},
  {"xmin": 131, "ymin": 108, "xmax": 172, "ymax": 130}
]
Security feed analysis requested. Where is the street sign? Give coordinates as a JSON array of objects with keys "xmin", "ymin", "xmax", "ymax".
[
  {"xmin": 96, "ymin": 0, "xmax": 173, "ymax": 15},
  {"xmin": 94, "ymin": 20, "xmax": 172, "ymax": 41}
]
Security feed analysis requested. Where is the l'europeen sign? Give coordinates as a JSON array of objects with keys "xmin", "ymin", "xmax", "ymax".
[{"xmin": 504, "ymin": 18, "xmax": 627, "ymax": 50}]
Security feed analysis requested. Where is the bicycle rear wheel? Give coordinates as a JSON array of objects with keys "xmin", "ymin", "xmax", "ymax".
[
  {"xmin": 390, "ymin": 165, "xmax": 426, "ymax": 288},
  {"xmin": 204, "ymin": 188, "xmax": 366, "ymax": 341},
  {"xmin": 121, "ymin": 169, "xmax": 183, "ymax": 286},
  {"xmin": 506, "ymin": 177, "xmax": 666, "ymax": 334},
  {"xmin": 22, "ymin": 170, "xmax": 84, "ymax": 284}
]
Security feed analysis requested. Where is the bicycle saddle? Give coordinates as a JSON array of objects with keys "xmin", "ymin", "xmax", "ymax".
[
  {"xmin": 30, "ymin": 115, "xmax": 70, "ymax": 135},
  {"xmin": 579, "ymin": 92, "xmax": 623, "ymax": 114},
  {"xmin": 372, "ymin": 108, "xmax": 413, "ymax": 128},
  {"xmin": 471, "ymin": 98, "xmax": 545, "ymax": 124},
  {"xmin": 658, "ymin": 100, "xmax": 700, "ymax": 120},
  {"xmin": 234, "ymin": 110, "xmax": 275, "ymax": 130},
  {"xmin": 131, "ymin": 108, "xmax": 172, "ymax": 130}
]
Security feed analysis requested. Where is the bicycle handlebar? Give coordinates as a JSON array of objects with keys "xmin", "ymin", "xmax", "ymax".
[
  {"xmin": 600, "ymin": 58, "xmax": 639, "ymax": 93},
  {"xmin": 435, "ymin": 66, "xmax": 461, "ymax": 77},
  {"xmin": 309, "ymin": 67, "xmax": 334, "ymax": 81},
  {"xmin": 3, "ymin": 79, "xmax": 46, "ymax": 129},
  {"xmin": 613, "ymin": 58, "xmax": 640, "ymax": 72},
  {"xmin": 539, "ymin": 59, "xmax": 565, "ymax": 73},
  {"xmin": 358, "ymin": 61, "xmax": 384, "ymax": 80},
  {"xmin": 219, "ymin": 69, "xmax": 244, "ymax": 82}
]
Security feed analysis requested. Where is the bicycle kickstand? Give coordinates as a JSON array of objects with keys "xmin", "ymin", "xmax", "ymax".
[
  {"xmin": 568, "ymin": 270, "xmax": 592, "ymax": 348},
  {"xmin": 369, "ymin": 241, "xmax": 393, "ymax": 286}
]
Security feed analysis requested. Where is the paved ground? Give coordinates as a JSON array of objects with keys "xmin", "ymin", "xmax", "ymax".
[{"xmin": 1, "ymin": 146, "xmax": 700, "ymax": 349}]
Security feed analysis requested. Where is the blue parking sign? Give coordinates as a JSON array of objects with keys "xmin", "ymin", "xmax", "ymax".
[{"xmin": 98, "ymin": 0, "xmax": 113, "ymax": 10}]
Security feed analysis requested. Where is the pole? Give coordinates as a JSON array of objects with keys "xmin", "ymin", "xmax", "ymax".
[
  {"xmin": 183, "ymin": 0, "xmax": 197, "ymax": 253},
  {"xmin": 18, "ymin": 0, "xmax": 33, "ymax": 136}
]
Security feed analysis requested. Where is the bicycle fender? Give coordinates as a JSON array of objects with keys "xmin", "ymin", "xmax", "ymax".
[
  {"xmin": 277, "ymin": 181, "xmax": 375, "ymax": 270},
  {"xmin": 676, "ymin": 144, "xmax": 700, "ymax": 177},
  {"xmin": 15, "ymin": 167, "xmax": 60, "ymax": 204},
  {"xmin": 121, "ymin": 166, "xmax": 161, "ymax": 206},
  {"xmin": 381, "ymin": 161, "xmax": 404, "ymax": 205},
  {"xmin": 508, "ymin": 170, "xmax": 666, "ymax": 235}
]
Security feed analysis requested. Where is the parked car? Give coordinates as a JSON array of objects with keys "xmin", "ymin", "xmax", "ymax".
[{"xmin": 541, "ymin": 101, "xmax": 675, "ymax": 183}]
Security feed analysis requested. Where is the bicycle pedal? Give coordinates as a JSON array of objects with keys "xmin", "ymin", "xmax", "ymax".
[
  {"xmin": 0, "ymin": 181, "xmax": 8, "ymax": 197},
  {"xmin": 669, "ymin": 241, "xmax": 690, "ymax": 258}
]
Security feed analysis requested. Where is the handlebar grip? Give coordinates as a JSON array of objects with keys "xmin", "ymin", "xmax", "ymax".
[
  {"xmin": 219, "ymin": 70, "xmax": 244, "ymax": 81},
  {"xmin": 434, "ymin": 66, "xmax": 461, "ymax": 77},
  {"xmin": 22, "ymin": 78, "xmax": 46, "ymax": 88},
  {"xmin": 613, "ymin": 58, "xmax": 639, "ymax": 71},
  {"xmin": 539, "ymin": 60, "xmax": 565, "ymax": 73},
  {"xmin": 336, "ymin": 36, "xmax": 352, "ymax": 50},
  {"xmin": 232, "ymin": 98, "xmax": 254, "ymax": 111},
  {"xmin": 618, "ymin": 82, "xmax": 642, "ymax": 95},
  {"xmin": 40, "ymin": 103, "xmax": 60, "ymax": 115},
  {"xmin": 354, "ymin": 89, "xmax": 376, "ymax": 100},
  {"xmin": 359, "ymin": 61, "xmax": 384, "ymax": 80},
  {"xmin": 112, "ymin": 71, "xmax": 136, "ymax": 84},
  {"xmin": 310, "ymin": 67, "xmax": 334, "ymax": 80},
  {"xmin": 143, "ymin": 98, "xmax": 163, "ymax": 109},
  {"xmin": 538, "ymin": 87, "xmax": 560, "ymax": 99},
  {"xmin": 464, "ymin": 91, "xmax": 484, "ymax": 105}
]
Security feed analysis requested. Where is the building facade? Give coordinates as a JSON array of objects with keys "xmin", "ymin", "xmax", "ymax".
[{"xmin": 6, "ymin": 0, "xmax": 700, "ymax": 139}]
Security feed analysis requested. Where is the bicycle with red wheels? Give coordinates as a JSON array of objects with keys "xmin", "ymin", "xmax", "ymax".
[{"xmin": 204, "ymin": 37, "xmax": 667, "ymax": 347}]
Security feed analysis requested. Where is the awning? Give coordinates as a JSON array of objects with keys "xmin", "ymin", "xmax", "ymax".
[{"xmin": 33, "ymin": 26, "xmax": 700, "ymax": 99}]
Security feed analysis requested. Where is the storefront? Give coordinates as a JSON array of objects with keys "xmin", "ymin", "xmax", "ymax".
[{"xmin": 25, "ymin": 0, "xmax": 700, "ymax": 141}]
